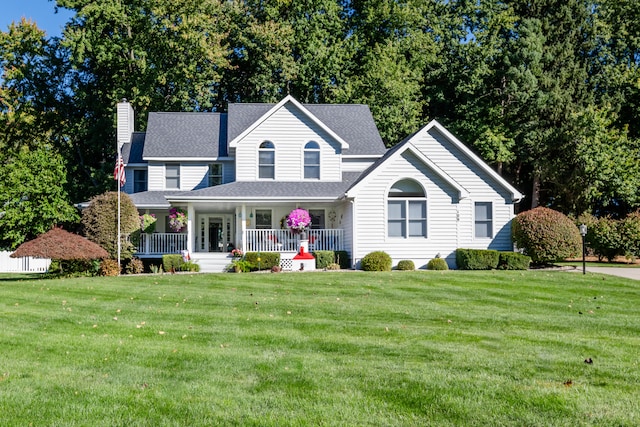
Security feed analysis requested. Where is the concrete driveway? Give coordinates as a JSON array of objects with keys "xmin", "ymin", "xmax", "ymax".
[{"xmin": 582, "ymin": 266, "xmax": 640, "ymax": 280}]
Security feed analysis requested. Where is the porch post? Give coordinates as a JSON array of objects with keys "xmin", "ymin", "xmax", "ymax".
[
  {"xmin": 187, "ymin": 204, "xmax": 195, "ymax": 253},
  {"xmin": 240, "ymin": 205, "xmax": 247, "ymax": 251}
]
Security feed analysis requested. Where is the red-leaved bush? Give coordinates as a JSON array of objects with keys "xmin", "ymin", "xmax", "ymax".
[{"xmin": 512, "ymin": 207, "xmax": 581, "ymax": 265}]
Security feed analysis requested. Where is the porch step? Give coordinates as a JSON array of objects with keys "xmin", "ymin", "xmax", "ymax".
[{"xmin": 191, "ymin": 253, "xmax": 233, "ymax": 273}]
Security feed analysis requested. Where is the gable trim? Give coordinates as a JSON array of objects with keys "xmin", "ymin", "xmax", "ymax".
[
  {"xmin": 423, "ymin": 120, "xmax": 524, "ymax": 202},
  {"xmin": 346, "ymin": 142, "xmax": 470, "ymax": 199},
  {"xmin": 228, "ymin": 95, "xmax": 350, "ymax": 149}
]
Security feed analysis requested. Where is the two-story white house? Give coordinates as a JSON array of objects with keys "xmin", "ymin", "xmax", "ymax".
[{"xmin": 117, "ymin": 95, "xmax": 523, "ymax": 271}]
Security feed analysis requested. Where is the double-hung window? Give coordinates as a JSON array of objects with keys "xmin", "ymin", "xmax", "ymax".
[
  {"xmin": 259, "ymin": 141, "xmax": 275, "ymax": 179},
  {"xmin": 165, "ymin": 163, "xmax": 180, "ymax": 189},
  {"xmin": 304, "ymin": 141, "xmax": 320, "ymax": 179},
  {"xmin": 133, "ymin": 169, "xmax": 147, "ymax": 193},
  {"xmin": 387, "ymin": 179, "xmax": 427, "ymax": 238},
  {"xmin": 208, "ymin": 163, "xmax": 222, "ymax": 186},
  {"xmin": 475, "ymin": 202, "xmax": 493, "ymax": 238}
]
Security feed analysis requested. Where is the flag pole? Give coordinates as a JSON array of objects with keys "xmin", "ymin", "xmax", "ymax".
[{"xmin": 117, "ymin": 146, "xmax": 122, "ymax": 275}]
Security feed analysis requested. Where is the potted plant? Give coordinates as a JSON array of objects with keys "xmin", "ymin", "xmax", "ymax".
[
  {"xmin": 286, "ymin": 208, "xmax": 312, "ymax": 238},
  {"xmin": 139, "ymin": 213, "xmax": 157, "ymax": 234},
  {"xmin": 168, "ymin": 207, "xmax": 187, "ymax": 232}
]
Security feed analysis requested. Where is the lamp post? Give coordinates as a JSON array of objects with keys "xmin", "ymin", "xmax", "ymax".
[{"xmin": 579, "ymin": 224, "xmax": 587, "ymax": 275}]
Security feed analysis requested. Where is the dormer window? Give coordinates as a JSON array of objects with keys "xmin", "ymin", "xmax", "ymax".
[
  {"xmin": 304, "ymin": 141, "xmax": 320, "ymax": 179},
  {"xmin": 259, "ymin": 141, "xmax": 275, "ymax": 179}
]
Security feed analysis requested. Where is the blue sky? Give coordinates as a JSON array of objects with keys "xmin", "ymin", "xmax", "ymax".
[{"xmin": 0, "ymin": 0, "xmax": 74, "ymax": 37}]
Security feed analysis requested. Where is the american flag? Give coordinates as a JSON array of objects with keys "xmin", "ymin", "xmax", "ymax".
[{"xmin": 113, "ymin": 155, "xmax": 126, "ymax": 187}]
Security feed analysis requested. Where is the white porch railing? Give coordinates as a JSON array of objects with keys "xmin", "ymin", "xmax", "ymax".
[
  {"xmin": 244, "ymin": 229, "xmax": 344, "ymax": 252},
  {"xmin": 138, "ymin": 233, "xmax": 187, "ymax": 255}
]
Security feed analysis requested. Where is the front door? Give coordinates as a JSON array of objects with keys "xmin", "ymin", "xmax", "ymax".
[{"xmin": 197, "ymin": 214, "xmax": 234, "ymax": 253}]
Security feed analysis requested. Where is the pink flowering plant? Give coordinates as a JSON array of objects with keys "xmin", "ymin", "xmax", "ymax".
[
  {"xmin": 286, "ymin": 208, "xmax": 311, "ymax": 233},
  {"xmin": 168, "ymin": 207, "xmax": 188, "ymax": 232},
  {"xmin": 231, "ymin": 248, "xmax": 243, "ymax": 258}
]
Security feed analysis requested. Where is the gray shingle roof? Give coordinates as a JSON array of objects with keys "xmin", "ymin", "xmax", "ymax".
[
  {"xmin": 126, "ymin": 191, "xmax": 184, "ymax": 208},
  {"xmin": 143, "ymin": 112, "xmax": 227, "ymax": 158},
  {"xmin": 139, "ymin": 98, "xmax": 385, "ymax": 160},
  {"xmin": 121, "ymin": 132, "xmax": 146, "ymax": 164},
  {"xmin": 226, "ymin": 102, "xmax": 386, "ymax": 156},
  {"xmin": 168, "ymin": 172, "xmax": 363, "ymax": 201}
]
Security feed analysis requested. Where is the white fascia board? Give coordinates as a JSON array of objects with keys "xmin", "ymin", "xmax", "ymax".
[
  {"xmin": 424, "ymin": 120, "xmax": 524, "ymax": 202},
  {"xmin": 143, "ymin": 157, "xmax": 224, "ymax": 162},
  {"xmin": 228, "ymin": 95, "xmax": 350, "ymax": 149},
  {"xmin": 345, "ymin": 142, "xmax": 469, "ymax": 199}
]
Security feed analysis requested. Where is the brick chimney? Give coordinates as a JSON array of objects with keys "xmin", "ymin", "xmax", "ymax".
[{"xmin": 117, "ymin": 99, "xmax": 135, "ymax": 149}]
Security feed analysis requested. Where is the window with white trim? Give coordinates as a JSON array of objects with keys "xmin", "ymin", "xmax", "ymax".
[
  {"xmin": 259, "ymin": 141, "xmax": 275, "ymax": 179},
  {"xmin": 165, "ymin": 163, "xmax": 180, "ymax": 189},
  {"xmin": 304, "ymin": 141, "xmax": 320, "ymax": 179},
  {"xmin": 208, "ymin": 163, "xmax": 222, "ymax": 186},
  {"xmin": 133, "ymin": 169, "xmax": 147, "ymax": 193},
  {"xmin": 387, "ymin": 179, "xmax": 427, "ymax": 238},
  {"xmin": 475, "ymin": 202, "xmax": 493, "ymax": 238},
  {"xmin": 255, "ymin": 209, "xmax": 272, "ymax": 229}
]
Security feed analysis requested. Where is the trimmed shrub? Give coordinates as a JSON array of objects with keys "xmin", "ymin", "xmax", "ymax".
[
  {"xmin": 456, "ymin": 249, "xmax": 499, "ymax": 270},
  {"xmin": 396, "ymin": 260, "xmax": 415, "ymax": 271},
  {"xmin": 125, "ymin": 258, "xmax": 144, "ymax": 274},
  {"xmin": 313, "ymin": 251, "xmax": 334, "ymax": 269},
  {"xmin": 245, "ymin": 252, "xmax": 280, "ymax": 271},
  {"xmin": 619, "ymin": 210, "xmax": 640, "ymax": 260},
  {"xmin": 498, "ymin": 252, "xmax": 531, "ymax": 270},
  {"xmin": 99, "ymin": 259, "xmax": 121, "ymax": 276},
  {"xmin": 81, "ymin": 192, "xmax": 140, "ymax": 260},
  {"xmin": 427, "ymin": 258, "xmax": 449, "ymax": 270},
  {"xmin": 586, "ymin": 216, "xmax": 621, "ymax": 261},
  {"xmin": 162, "ymin": 254, "xmax": 183, "ymax": 272},
  {"xmin": 180, "ymin": 261, "xmax": 200, "ymax": 272},
  {"xmin": 512, "ymin": 207, "xmax": 581, "ymax": 264},
  {"xmin": 360, "ymin": 251, "xmax": 392, "ymax": 271}
]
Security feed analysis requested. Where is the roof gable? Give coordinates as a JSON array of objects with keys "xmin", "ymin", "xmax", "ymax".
[
  {"xmin": 346, "ymin": 141, "xmax": 469, "ymax": 199},
  {"xmin": 421, "ymin": 120, "xmax": 523, "ymax": 202},
  {"xmin": 346, "ymin": 120, "xmax": 523, "ymax": 202},
  {"xmin": 227, "ymin": 96, "xmax": 387, "ymax": 156},
  {"xmin": 228, "ymin": 95, "xmax": 349, "ymax": 149}
]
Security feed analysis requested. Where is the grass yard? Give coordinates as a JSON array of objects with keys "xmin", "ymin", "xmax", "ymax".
[{"xmin": 0, "ymin": 270, "xmax": 638, "ymax": 426}]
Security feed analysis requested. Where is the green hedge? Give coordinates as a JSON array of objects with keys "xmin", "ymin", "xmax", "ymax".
[
  {"xmin": 456, "ymin": 249, "xmax": 499, "ymax": 270},
  {"xmin": 162, "ymin": 254, "xmax": 183, "ymax": 272},
  {"xmin": 313, "ymin": 251, "xmax": 334, "ymax": 269},
  {"xmin": 498, "ymin": 252, "xmax": 531, "ymax": 270},
  {"xmin": 245, "ymin": 252, "xmax": 280, "ymax": 271}
]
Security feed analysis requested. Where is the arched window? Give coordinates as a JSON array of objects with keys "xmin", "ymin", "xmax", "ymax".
[
  {"xmin": 304, "ymin": 141, "xmax": 320, "ymax": 179},
  {"xmin": 259, "ymin": 141, "xmax": 275, "ymax": 179},
  {"xmin": 387, "ymin": 179, "xmax": 427, "ymax": 238}
]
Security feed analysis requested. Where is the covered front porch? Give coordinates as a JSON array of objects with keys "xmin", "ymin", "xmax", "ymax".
[
  {"xmin": 134, "ymin": 200, "xmax": 350, "ymax": 257},
  {"xmin": 136, "ymin": 228, "xmax": 344, "ymax": 255}
]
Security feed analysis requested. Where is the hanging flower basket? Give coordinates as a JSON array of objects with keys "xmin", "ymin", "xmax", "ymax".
[
  {"xmin": 139, "ymin": 213, "xmax": 157, "ymax": 234},
  {"xmin": 286, "ymin": 208, "xmax": 311, "ymax": 234},
  {"xmin": 168, "ymin": 207, "xmax": 188, "ymax": 232}
]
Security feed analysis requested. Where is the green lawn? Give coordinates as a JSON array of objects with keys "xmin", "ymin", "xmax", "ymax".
[{"xmin": 1, "ymin": 270, "xmax": 638, "ymax": 426}]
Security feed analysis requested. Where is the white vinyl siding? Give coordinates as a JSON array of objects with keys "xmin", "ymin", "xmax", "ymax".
[{"xmin": 234, "ymin": 103, "xmax": 342, "ymax": 181}]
